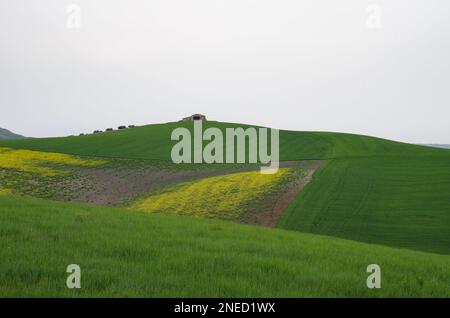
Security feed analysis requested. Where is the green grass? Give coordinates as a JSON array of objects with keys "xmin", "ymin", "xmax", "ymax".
[
  {"xmin": 0, "ymin": 194, "xmax": 449, "ymax": 297},
  {"xmin": 0, "ymin": 121, "xmax": 440, "ymax": 161},
  {"xmin": 1, "ymin": 121, "xmax": 449, "ymax": 256},
  {"xmin": 278, "ymin": 155, "xmax": 450, "ymax": 255}
]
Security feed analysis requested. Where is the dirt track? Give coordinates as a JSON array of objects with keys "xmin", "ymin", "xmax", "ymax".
[{"xmin": 243, "ymin": 160, "xmax": 323, "ymax": 227}]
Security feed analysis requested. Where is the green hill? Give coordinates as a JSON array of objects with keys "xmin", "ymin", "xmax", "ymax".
[
  {"xmin": 1, "ymin": 120, "xmax": 450, "ymax": 297},
  {"xmin": 0, "ymin": 194, "xmax": 449, "ymax": 297},
  {"xmin": 0, "ymin": 127, "xmax": 24, "ymax": 140},
  {"xmin": 0, "ymin": 121, "xmax": 440, "ymax": 161},
  {"xmin": 1, "ymin": 121, "xmax": 449, "ymax": 255}
]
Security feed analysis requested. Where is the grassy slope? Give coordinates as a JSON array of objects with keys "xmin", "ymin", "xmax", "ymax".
[
  {"xmin": 1, "ymin": 194, "xmax": 449, "ymax": 297},
  {"xmin": 1, "ymin": 121, "xmax": 449, "ymax": 255},
  {"xmin": 0, "ymin": 121, "xmax": 435, "ymax": 160},
  {"xmin": 278, "ymin": 156, "xmax": 450, "ymax": 255}
]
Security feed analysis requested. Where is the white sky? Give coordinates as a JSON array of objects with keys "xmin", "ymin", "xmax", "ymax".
[{"xmin": 0, "ymin": 0, "xmax": 449, "ymax": 143}]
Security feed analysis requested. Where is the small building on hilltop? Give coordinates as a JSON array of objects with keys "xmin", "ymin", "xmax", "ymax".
[{"xmin": 182, "ymin": 114, "xmax": 206, "ymax": 121}]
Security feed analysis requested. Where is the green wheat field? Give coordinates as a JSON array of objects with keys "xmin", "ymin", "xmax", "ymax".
[{"xmin": 0, "ymin": 121, "xmax": 449, "ymax": 297}]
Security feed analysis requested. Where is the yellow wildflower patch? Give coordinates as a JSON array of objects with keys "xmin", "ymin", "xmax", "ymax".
[
  {"xmin": 0, "ymin": 147, "xmax": 106, "ymax": 176},
  {"xmin": 130, "ymin": 168, "xmax": 293, "ymax": 218},
  {"xmin": 0, "ymin": 187, "xmax": 13, "ymax": 195}
]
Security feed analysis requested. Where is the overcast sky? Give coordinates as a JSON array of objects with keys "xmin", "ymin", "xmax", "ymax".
[{"xmin": 1, "ymin": 0, "xmax": 449, "ymax": 143}]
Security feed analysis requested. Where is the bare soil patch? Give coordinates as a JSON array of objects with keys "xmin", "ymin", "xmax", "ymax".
[
  {"xmin": 52, "ymin": 165, "xmax": 260, "ymax": 206},
  {"xmin": 48, "ymin": 159, "xmax": 322, "ymax": 229},
  {"xmin": 242, "ymin": 160, "xmax": 323, "ymax": 227}
]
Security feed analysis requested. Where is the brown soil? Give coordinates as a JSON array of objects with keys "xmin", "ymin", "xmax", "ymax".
[
  {"xmin": 242, "ymin": 160, "xmax": 323, "ymax": 227},
  {"xmin": 51, "ymin": 160, "xmax": 322, "ymax": 228},
  {"xmin": 52, "ymin": 165, "xmax": 259, "ymax": 206}
]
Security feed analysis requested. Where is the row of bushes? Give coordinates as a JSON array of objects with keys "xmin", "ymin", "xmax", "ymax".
[{"xmin": 79, "ymin": 125, "xmax": 136, "ymax": 136}]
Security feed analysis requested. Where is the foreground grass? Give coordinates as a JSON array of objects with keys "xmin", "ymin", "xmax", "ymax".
[
  {"xmin": 0, "ymin": 194, "xmax": 449, "ymax": 297},
  {"xmin": 279, "ymin": 155, "xmax": 450, "ymax": 255}
]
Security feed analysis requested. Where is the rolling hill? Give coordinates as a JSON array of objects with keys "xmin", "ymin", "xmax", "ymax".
[
  {"xmin": 1, "ymin": 121, "xmax": 449, "ymax": 255},
  {"xmin": 0, "ymin": 121, "xmax": 440, "ymax": 160},
  {"xmin": 1, "ymin": 120, "xmax": 449, "ymax": 297}
]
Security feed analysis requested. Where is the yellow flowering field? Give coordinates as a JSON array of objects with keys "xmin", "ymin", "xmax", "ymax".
[
  {"xmin": 0, "ymin": 147, "xmax": 106, "ymax": 176},
  {"xmin": 130, "ymin": 168, "xmax": 293, "ymax": 219},
  {"xmin": 0, "ymin": 187, "xmax": 13, "ymax": 195}
]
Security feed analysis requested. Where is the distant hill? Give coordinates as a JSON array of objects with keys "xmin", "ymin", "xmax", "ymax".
[
  {"xmin": 423, "ymin": 144, "xmax": 450, "ymax": 149},
  {"xmin": 0, "ymin": 127, "xmax": 24, "ymax": 140}
]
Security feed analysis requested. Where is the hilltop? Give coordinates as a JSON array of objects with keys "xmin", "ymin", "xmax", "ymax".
[{"xmin": 0, "ymin": 121, "xmax": 445, "ymax": 160}]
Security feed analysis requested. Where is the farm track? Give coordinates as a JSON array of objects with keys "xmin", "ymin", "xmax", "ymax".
[{"xmin": 243, "ymin": 160, "xmax": 323, "ymax": 227}]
